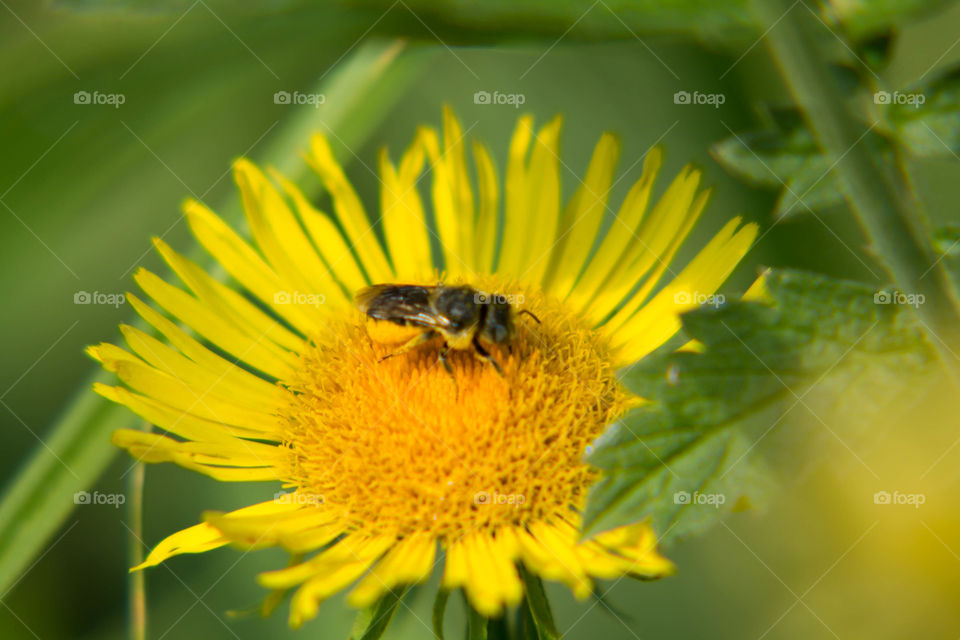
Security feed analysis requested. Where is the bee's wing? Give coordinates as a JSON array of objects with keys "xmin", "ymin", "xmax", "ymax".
[{"xmin": 354, "ymin": 285, "xmax": 451, "ymax": 329}]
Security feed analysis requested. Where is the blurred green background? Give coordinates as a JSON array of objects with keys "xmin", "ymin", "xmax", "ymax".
[{"xmin": 2, "ymin": 0, "xmax": 960, "ymax": 638}]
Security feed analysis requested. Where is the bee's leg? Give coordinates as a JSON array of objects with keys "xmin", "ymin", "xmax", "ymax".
[
  {"xmin": 438, "ymin": 344, "xmax": 459, "ymax": 394},
  {"xmin": 378, "ymin": 331, "xmax": 435, "ymax": 363},
  {"xmin": 472, "ymin": 337, "xmax": 503, "ymax": 376}
]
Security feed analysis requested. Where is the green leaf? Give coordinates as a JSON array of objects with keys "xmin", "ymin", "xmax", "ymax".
[
  {"xmin": 884, "ymin": 70, "xmax": 960, "ymax": 159},
  {"xmin": 52, "ymin": 0, "xmax": 951, "ymax": 47},
  {"xmin": 826, "ymin": 0, "xmax": 953, "ymax": 41},
  {"xmin": 432, "ymin": 587, "xmax": 450, "ymax": 640},
  {"xmin": 350, "ymin": 586, "xmax": 411, "ymax": 640},
  {"xmin": 711, "ymin": 126, "xmax": 844, "ymax": 219},
  {"xmin": 932, "ymin": 224, "xmax": 960, "ymax": 296},
  {"xmin": 518, "ymin": 566, "xmax": 560, "ymax": 640},
  {"xmin": 583, "ymin": 269, "xmax": 937, "ymax": 540},
  {"xmin": 0, "ymin": 38, "xmax": 426, "ymax": 597},
  {"xmin": 0, "ymin": 378, "xmax": 133, "ymax": 595},
  {"xmin": 466, "ymin": 595, "xmax": 488, "ymax": 640}
]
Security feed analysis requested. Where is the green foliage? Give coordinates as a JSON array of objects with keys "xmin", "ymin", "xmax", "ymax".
[
  {"xmin": 883, "ymin": 70, "xmax": 960, "ymax": 159},
  {"xmin": 518, "ymin": 567, "xmax": 560, "ymax": 640},
  {"xmin": 0, "ymin": 379, "xmax": 131, "ymax": 595},
  {"xmin": 466, "ymin": 598, "xmax": 488, "ymax": 640},
  {"xmin": 50, "ymin": 0, "xmax": 951, "ymax": 47},
  {"xmin": 712, "ymin": 124, "xmax": 843, "ymax": 219},
  {"xmin": 432, "ymin": 587, "xmax": 451, "ymax": 640},
  {"xmin": 828, "ymin": 0, "xmax": 954, "ymax": 40},
  {"xmin": 350, "ymin": 586, "xmax": 412, "ymax": 640},
  {"xmin": 583, "ymin": 269, "xmax": 937, "ymax": 540},
  {"xmin": 932, "ymin": 224, "xmax": 960, "ymax": 295}
]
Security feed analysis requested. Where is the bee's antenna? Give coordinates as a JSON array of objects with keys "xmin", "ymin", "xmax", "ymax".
[{"xmin": 518, "ymin": 309, "xmax": 541, "ymax": 324}]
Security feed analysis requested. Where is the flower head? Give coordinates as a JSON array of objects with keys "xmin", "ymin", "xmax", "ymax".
[{"xmin": 90, "ymin": 107, "xmax": 756, "ymax": 627}]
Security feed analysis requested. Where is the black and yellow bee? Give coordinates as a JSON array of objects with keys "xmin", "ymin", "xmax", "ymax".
[{"xmin": 355, "ymin": 284, "xmax": 539, "ymax": 376}]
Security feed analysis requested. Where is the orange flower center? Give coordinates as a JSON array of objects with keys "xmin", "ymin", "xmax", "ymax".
[{"xmin": 279, "ymin": 280, "xmax": 630, "ymax": 539}]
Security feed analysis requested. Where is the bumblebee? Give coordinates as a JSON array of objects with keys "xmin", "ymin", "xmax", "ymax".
[{"xmin": 355, "ymin": 284, "xmax": 539, "ymax": 376}]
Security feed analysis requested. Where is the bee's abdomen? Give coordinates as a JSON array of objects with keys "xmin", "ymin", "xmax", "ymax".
[{"xmin": 363, "ymin": 317, "xmax": 428, "ymax": 344}]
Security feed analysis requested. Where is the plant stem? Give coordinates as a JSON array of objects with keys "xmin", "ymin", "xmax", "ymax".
[
  {"xmin": 127, "ymin": 422, "xmax": 147, "ymax": 640},
  {"xmin": 755, "ymin": 0, "xmax": 960, "ymax": 383}
]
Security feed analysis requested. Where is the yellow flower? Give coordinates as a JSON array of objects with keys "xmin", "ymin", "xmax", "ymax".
[{"xmin": 90, "ymin": 107, "xmax": 756, "ymax": 627}]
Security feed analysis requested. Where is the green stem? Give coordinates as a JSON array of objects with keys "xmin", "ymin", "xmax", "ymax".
[
  {"xmin": 755, "ymin": 0, "xmax": 960, "ymax": 383},
  {"xmin": 126, "ymin": 421, "xmax": 147, "ymax": 640}
]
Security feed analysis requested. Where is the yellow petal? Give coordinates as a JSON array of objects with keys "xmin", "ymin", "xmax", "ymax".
[
  {"xmin": 564, "ymin": 148, "xmax": 662, "ymax": 315},
  {"xmin": 269, "ymin": 168, "xmax": 368, "ymax": 295},
  {"xmin": 93, "ymin": 381, "xmax": 280, "ymax": 443},
  {"xmin": 583, "ymin": 165, "xmax": 702, "ymax": 326},
  {"xmin": 379, "ymin": 146, "xmax": 433, "ymax": 280},
  {"xmin": 132, "ymin": 522, "xmax": 229, "ymax": 571},
  {"xmin": 111, "ymin": 428, "xmax": 285, "ymax": 481},
  {"xmin": 544, "ymin": 132, "xmax": 619, "ymax": 298},
  {"xmin": 605, "ymin": 218, "xmax": 758, "ymax": 366},
  {"xmin": 117, "ymin": 323, "xmax": 282, "ymax": 416},
  {"xmin": 134, "ymin": 267, "xmax": 297, "ymax": 380},
  {"xmin": 515, "ymin": 115, "xmax": 562, "ymax": 285},
  {"xmin": 204, "ymin": 501, "xmax": 341, "ymax": 550},
  {"xmin": 234, "ymin": 159, "xmax": 351, "ymax": 311},
  {"xmin": 421, "ymin": 114, "xmax": 476, "ymax": 278},
  {"xmin": 472, "ymin": 141, "xmax": 499, "ymax": 275},
  {"xmin": 443, "ymin": 531, "xmax": 522, "ymax": 617},
  {"xmin": 98, "ymin": 354, "xmax": 280, "ymax": 436},
  {"xmin": 126, "ymin": 293, "xmax": 284, "ymax": 402},
  {"xmin": 132, "ymin": 499, "xmax": 305, "ymax": 571},
  {"xmin": 307, "ymin": 133, "xmax": 394, "ymax": 282},
  {"xmin": 348, "ymin": 533, "xmax": 436, "ymax": 608},
  {"xmin": 496, "ymin": 115, "xmax": 535, "ymax": 277},
  {"xmin": 518, "ymin": 522, "xmax": 592, "ymax": 600}
]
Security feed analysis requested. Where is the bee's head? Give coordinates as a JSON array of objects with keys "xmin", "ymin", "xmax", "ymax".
[{"xmin": 479, "ymin": 299, "xmax": 516, "ymax": 345}]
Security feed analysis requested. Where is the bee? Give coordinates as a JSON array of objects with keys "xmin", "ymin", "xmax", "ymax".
[{"xmin": 355, "ymin": 284, "xmax": 539, "ymax": 377}]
